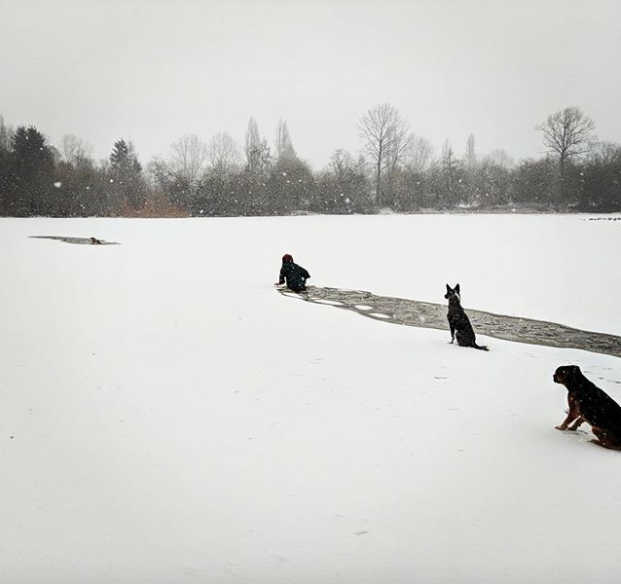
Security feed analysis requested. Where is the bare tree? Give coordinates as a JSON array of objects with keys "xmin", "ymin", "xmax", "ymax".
[
  {"xmin": 385, "ymin": 128, "xmax": 413, "ymax": 175},
  {"xmin": 589, "ymin": 141, "xmax": 621, "ymax": 165},
  {"xmin": 59, "ymin": 134, "xmax": 92, "ymax": 166},
  {"xmin": 404, "ymin": 135, "xmax": 433, "ymax": 172},
  {"xmin": 170, "ymin": 134, "xmax": 208, "ymax": 183},
  {"xmin": 462, "ymin": 134, "xmax": 479, "ymax": 205},
  {"xmin": 358, "ymin": 103, "xmax": 410, "ymax": 206},
  {"xmin": 0, "ymin": 115, "xmax": 12, "ymax": 152},
  {"xmin": 486, "ymin": 149, "xmax": 514, "ymax": 169},
  {"xmin": 329, "ymin": 149, "xmax": 355, "ymax": 181},
  {"xmin": 464, "ymin": 133, "xmax": 477, "ymax": 172},
  {"xmin": 245, "ymin": 117, "xmax": 261, "ymax": 173},
  {"xmin": 244, "ymin": 117, "xmax": 271, "ymax": 179},
  {"xmin": 274, "ymin": 119, "xmax": 296, "ymax": 162},
  {"xmin": 439, "ymin": 139, "xmax": 460, "ymax": 207},
  {"xmin": 208, "ymin": 132, "xmax": 240, "ymax": 180},
  {"xmin": 148, "ymin": 135, "xmax": 207, "ymax": 208},
  {"xmin": 537, "ymin": 106, "xmax": 596, "ymax": 176},
  {"xmin": 441, "ymin": 139, "xmax": 457, "ymax": 170}
]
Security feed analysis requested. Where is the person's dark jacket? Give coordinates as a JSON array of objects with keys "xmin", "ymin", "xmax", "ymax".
[{"xmin": 279, "ymin": 262, "xmax": 310, "ymax": 291}]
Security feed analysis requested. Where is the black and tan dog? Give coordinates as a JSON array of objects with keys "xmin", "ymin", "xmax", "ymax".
[
  {"xmin": 444, "ymin": 284, "xmax": 488, "ymax": 351},
  {"xmin": 553, "ymin": 365, "xmax": 621, "ymax": 450}
]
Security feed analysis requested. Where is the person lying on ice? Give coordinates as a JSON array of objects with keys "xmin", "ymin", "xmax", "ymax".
[{"xmin": 276, "ymin": 254, "xmax": 310, "ymax": 292}]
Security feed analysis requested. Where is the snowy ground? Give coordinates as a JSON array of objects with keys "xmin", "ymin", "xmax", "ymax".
[{"xmin": 1, "ymin": 214, "xmax": 620, "ymax": 584}]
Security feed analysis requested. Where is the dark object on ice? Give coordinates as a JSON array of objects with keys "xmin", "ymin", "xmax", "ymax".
[
  {"xmin": 553, "ymin": 365, "xmax": 621, "ymax": 450},
  {"xmin": 444, "ymin": 284, "xmax": 488, "ymax": 351},
  {"xmin": 277, "ymin": 254, "xmax": 310, "ymax": 292},
  {"xmin": 30, "ymin": 235, "xmax": 118, "ymax": 245}
]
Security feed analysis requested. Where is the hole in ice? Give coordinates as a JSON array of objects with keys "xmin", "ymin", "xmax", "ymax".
[{"xmin": 30, "ymin": 235, "xmax": 119, "ymax": 245}]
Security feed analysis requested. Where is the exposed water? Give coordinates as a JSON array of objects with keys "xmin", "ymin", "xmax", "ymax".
[
  {"xmin": 29, "ymin": 235, "xmax": 119, "ymax": 245},
  {"xmin": 281, "ymin": 286, "xmax": 621, "ymax": 359}
]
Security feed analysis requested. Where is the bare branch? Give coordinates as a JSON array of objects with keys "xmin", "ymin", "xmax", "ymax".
[{"xmin": 537, "ymin": 106, "xmax": 596, "ymax": 165}]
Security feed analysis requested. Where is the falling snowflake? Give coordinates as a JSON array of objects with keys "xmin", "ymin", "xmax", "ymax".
[{"xmin": 53, "ymin": 182, "xmax": 62, "ymax": 188}]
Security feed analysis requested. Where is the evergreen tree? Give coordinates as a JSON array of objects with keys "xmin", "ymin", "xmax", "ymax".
[
  {"xmin": 7, "ymin": 126, "xmax": 54, "ymax": 215},
  {"xmin": 108, "ymin": 139, "xmax": 145, "ymax": 212}
]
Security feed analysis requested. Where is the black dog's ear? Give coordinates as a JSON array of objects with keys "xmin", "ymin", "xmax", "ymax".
[
  {"xmin": 445, "ymin": 284, "xmax": 452, "ymax": 292},
  {"xmin": 455, "ymin": 283, "xmax": 460, "ymax": 294}
]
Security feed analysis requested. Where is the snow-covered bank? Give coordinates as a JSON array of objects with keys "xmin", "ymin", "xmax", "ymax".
[{"xmin": 1, "ymin": 215, "xmax": 620, "ymax": 584}]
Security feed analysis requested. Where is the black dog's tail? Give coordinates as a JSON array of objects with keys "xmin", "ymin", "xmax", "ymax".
[{"xmin": 474, "ymin": 343, "xmax": 489, "ymax": 351}]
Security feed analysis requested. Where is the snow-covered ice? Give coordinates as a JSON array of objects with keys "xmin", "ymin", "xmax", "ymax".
[{"xmin": 1, "ymin": 214, "xmax": 620, "ymax": 584}]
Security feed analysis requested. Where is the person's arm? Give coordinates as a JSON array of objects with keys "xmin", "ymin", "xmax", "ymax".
[
  {"xmin": 276, "ymin": 265, "xmax": 286, "ymax": 285},
  {"xmin": 301, "ymin": 267, "xmax": 310, "ymax": 279}
]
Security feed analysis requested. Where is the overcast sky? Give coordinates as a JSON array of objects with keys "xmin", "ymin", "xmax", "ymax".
[{"xmin": 1, "ymin": 0, "xmax": 620, "ymax": 169}]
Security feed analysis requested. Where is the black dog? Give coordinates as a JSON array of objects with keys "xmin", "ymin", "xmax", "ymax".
[
  {"xmin": 444, "ymin": 284, "xmax": 488, "ymax": 351},
  {"xmin": 553, "ymin": 365, "xmax": 621, "ymax": 450}
]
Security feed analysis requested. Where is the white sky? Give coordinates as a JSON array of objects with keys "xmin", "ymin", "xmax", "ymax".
[{"xmin": 1, "ymin": 0, "xmax": 620, "ymax": 169}]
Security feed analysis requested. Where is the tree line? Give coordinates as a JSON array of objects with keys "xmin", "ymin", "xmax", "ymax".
[{"xmin": 0, "ymin": 104, "xmax": 619, "ymax": 217}]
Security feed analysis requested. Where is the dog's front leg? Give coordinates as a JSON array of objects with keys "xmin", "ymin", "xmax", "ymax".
[
  {"xmin": 556, "ymin": 413, "xmax": 578, "ymax": 430},
  {"xmin": 567, "ymin": 415, "xmax": 585, "ymax": 431},
  {"xmin": 556, "ymin": 396, "xmax": 582, "ymax": 430},
  {"xmin": 449, "ymin": 323, "xmax": 455, "ymax": 343}
]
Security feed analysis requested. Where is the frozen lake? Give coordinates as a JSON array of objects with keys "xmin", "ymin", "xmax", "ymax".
[{"xmin": 1, "ymin": 214, "xmax": 620, "ymax": 584}]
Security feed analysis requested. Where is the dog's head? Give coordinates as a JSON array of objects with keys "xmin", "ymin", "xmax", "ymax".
[
  {"xmin": 444, "ymin": 283, "xmax": 461, "ymax": 301},
  {"xmin": 553, "ymin": 365, "xmax": 582, "ymax": 386}
]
